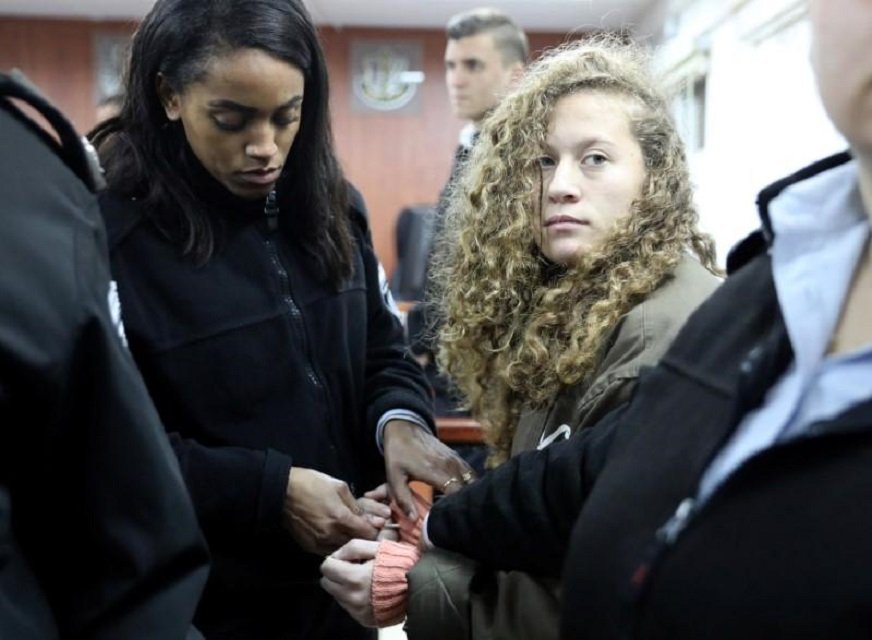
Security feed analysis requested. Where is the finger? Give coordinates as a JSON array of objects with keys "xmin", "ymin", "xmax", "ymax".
[
  {"xmin": 440, "ymin": 457, "xmax": 475, "ymax": 495},
  {"xmin": 344, "ymin": 517, "xmax": 379, "ymax": 542},
  {"xmin": 386, "ymin": 465, "xmax": 416, "ymax": 520},
  {"xmin": 365, "ymin": 514, "xmax": 387, "ymax": 529},
  {"xmin": 319, "ymin": 556, "xmax": 351, "ymax": 584},
  {"xmin": 321, "ymin": 557, "xmax": 373, "ymax": 591},
  {"xmin": 337, "ymin": 508, "xmax": 380, "ymax": 541},
  {"xmin": 337, "ymin": 486, "xmax": 379, "ymax": 539},
  {"xmin": 357, "ymin": 497, "xmax": 392, "ymax": 519},
  {"xmin": 330, "ymin": 538, "xmax": 380, "ymax": 562},
  {"xmin": 457, "ymin": 459, "xmax": 477, "ymax": 483},
  {"xmin": 363, "ymin": 483, "xmax": 390, "ymax": 502},
  {"xmin": 438, "ymin": 456, "xmax": 477, "ymax": 495},
  {"xmin": 441, "ymin": 479, "xmax": 464, "ymax": 495},
  {"xmin": 377, "ymin": 526, "xmax": 399, "ymax": 542}
]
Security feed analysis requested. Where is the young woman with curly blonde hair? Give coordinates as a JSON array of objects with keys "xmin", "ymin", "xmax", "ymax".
[
  {"xmin": 433, "ymin": 35, "xmax": 720, "ymax": 466},
  {"xmin": 321, "ymin": 37, "xmax": 721, "ymax": 639}
]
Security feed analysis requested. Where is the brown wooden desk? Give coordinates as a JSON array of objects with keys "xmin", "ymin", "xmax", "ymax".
[{"xmin": 435, "ymin": 415, "xmax": 483, "ymax": 444}]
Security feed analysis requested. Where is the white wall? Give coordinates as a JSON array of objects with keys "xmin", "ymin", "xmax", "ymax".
[{"xmin": 656, "ymin": 0, "xmax": 846, "ymax": 264}]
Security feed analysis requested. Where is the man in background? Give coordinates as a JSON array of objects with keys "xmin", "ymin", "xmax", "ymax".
[
  {"xmin": 440, "ymin": 7, "xmax": 528, "ymax": 203},
  {"xmin": 408, "ymin": 8, "xmax": 528, "ymax": 427}
]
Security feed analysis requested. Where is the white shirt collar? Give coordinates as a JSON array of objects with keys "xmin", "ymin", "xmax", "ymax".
[{"xmin": 458, "ymin": 123, "xmax": 477, "ymax": 149}]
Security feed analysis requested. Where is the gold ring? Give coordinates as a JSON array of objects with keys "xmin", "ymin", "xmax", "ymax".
[
  {"xmin": 441, "ymin": 477, "xmax": 460, "ymax": 491},
  {"xmin": 461, "ymin": 471, "xmax": 474, "ymax": 484}
]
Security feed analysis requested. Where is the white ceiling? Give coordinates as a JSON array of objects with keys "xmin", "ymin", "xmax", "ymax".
[{"xmin": 0, "ymin": 0, "xmax": 666, "ymax": 36}]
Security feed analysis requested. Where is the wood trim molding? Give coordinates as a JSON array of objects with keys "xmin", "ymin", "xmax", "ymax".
[{"xmin": 435, "ymin": 415, "xmax": 483, "ymax": 444}]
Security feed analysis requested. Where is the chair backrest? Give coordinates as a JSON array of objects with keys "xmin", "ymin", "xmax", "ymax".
[{"xmin": 391, "ymin": 204, "xmax": 436, "ymax": 302}]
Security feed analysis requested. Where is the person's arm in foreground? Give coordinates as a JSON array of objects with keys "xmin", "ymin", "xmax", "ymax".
[
  {"xmin": 350, "ymin": 189, "xmax": 474, "ymax": 516},
  {"xmin": 320, "ymin": 408, "xmax": 624, "ymax": 627}
]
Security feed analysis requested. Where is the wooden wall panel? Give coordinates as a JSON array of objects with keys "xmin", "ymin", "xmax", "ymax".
[
  {"xmin": 321, "ymin": 27, "xmax": 461, "ymax": 275},
  {"xmin": 0, "ymin": 19, "xmax": 134, "ymax": 132},
  {"xmin": 0, "ymin": 17, "xmax": 569, "ymax": 273}
]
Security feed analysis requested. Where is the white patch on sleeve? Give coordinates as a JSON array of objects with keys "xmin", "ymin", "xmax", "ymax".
[
  {"xmin": 107, "ymin": 280, "xmax": 129, "ymax": 348},
  {"xmin": 378, "ymin": 261, "xmax": 402, "ymax": 320}
]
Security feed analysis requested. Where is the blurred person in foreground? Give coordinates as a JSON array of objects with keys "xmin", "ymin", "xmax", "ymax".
[{"xmin": 0, "ymin": 71, "xmax": 207, "ymax": 639}]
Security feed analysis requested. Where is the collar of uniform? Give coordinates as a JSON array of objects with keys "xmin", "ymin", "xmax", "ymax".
[{"xmin": 183, "ymin": 145, "xmax": 266, "ymax": 218}]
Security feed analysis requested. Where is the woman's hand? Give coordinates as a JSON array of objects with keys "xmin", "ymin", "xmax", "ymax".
[
  {"xmin": 382, "ymin": 420, "xmax": 475, "ymax": 518},
  {"xmin": 283, "ymin": 468, "xmax": 379, "ymax": 555},
  {"xmin": 320, "ymin": 539, "xmax": 380, "ymax": 627},
  {"xmin": 360, "ymin": 483, "xmax": 400, "ymax": 541},
  {"xmin": 357, "ymin": 483, "xmax": 392, "ymax": 530}
]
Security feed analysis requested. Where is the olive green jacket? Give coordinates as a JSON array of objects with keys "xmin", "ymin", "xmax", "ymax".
[{"xmin": 404, "ymin": 256, "xmax": 720, "ymax": 640}]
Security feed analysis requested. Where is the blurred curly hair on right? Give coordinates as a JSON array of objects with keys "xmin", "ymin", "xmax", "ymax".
[{"xmin": 430, "ymin": 35, "xmax": 718, "ymax": 466}]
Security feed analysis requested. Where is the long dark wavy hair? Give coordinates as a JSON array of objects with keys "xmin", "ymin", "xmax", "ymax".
[{"xmin": 91, "ymin": 0, "xmax": 353, "ymax": 285}]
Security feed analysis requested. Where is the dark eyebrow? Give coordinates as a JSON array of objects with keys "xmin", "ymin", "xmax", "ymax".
[
  {"xmin": 445, "ymin": 55, "xmax": 483, "ymax": 65},
  {"xmin": 207, "ymin": 96, "xmax": 303, "ymax": 112}
]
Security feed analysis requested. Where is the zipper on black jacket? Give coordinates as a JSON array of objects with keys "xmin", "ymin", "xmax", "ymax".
[
  {"xmin": 622, "ymin": 418, "xmax": 861, "ymax": 638},
  {"xmin": 621, "ymin": 336, "xmax": 781, "ymax": 636},
  {"xmin": 624, "ymin": 497, "xmax": 698, "ymax": 618},
  {"xmin": 262, "ymin": 193, "xmax": 322, "ymax": 392},
  {"xmin": 262, "ymin": 196, "xmax": 357, "ymax": 490},
  {"xmin": 265, "ymin": 190, "xmax": 279, "ymax": 231},
  {"xmin": 618, "ymin": 305, "xmax": 800, "ymax": 637},
  {"xmin": 656, "ymin": 497, "xmax": 697, "ymax": 545}
]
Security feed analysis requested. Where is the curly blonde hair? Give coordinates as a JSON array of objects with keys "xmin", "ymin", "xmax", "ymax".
[{"xmin": 431, "ymin": 36, "xmax": 718, "ymax": 466}]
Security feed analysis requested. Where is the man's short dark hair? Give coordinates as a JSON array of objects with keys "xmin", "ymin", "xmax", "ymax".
[{"xmin": 446, "ymin": 8, "xmax": 529, "ymax": 66}]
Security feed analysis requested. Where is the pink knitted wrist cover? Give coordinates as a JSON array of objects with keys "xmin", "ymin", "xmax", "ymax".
[{"xmin": 371, "ymin": 541, "xmax": 421, "ymax": 627}]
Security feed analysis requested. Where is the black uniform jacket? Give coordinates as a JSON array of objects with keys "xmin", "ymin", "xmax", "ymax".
[
  {"xmin": 428, "ymin": 153, "xmax": 872, "ymax": 639},
  {"xmin": 0, "ymin": 89, "xmax": 207, "ymax": 638},
  {"xmin": 100, "ymin": 176, "xmax": 433, "ymax": 595}
]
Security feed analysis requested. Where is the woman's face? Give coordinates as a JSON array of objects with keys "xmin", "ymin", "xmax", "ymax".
[
  {"xmin": 159, "ymin": 47, "xmax": 305, "ymax": 199},
  {"xmin": 535, "ymin": 91, "xmax": 647, "ymax": 265}
]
